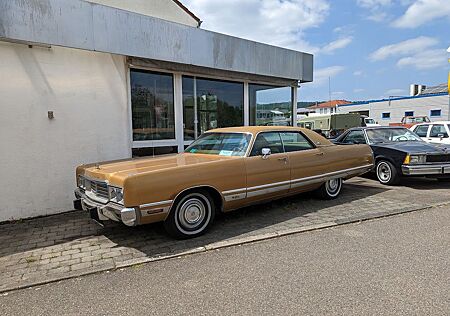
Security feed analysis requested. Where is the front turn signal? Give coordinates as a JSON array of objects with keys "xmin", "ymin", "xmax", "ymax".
[{"xmin": 403, "ymin": 154, "xmax": 410, "ymax": 164}]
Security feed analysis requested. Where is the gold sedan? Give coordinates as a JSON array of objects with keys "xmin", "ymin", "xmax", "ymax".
[{"xmin": 74, "ymin": 126, "xmax": 374, "ymax": 238}]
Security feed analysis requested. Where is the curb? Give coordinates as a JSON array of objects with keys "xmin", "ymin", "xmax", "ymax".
[{"xmin": 2, "ymin": 201, "xmax": 449, "ymax": 294}]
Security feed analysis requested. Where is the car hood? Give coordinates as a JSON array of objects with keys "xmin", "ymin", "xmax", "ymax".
[
  {"xmin": 79, "ymin": 153, "xmax": 235, "ymax": 186},
  {"xmin": 371, "ymin": 141, "xmax": 450, "ymax": 154}
]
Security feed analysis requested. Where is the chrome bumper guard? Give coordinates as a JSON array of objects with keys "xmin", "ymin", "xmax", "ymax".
[
  {"xmin": 74, "ymin": 188, "xmax": 139, "ymax": 226},
  {"xmin": 402, "ymin": 164, "xmax": 450, "ymax": 176}
]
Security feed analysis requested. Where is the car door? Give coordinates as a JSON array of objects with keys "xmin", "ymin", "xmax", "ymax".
[
  {"xmin": 428, "ymin": 124, "xmax": 450, "ymax": 144},
  {"xmin": 279, "ymin": 131, "xmax": 327, "ymax": 193},
  {"xmin": 245, "ymin": 132, "xmax": 290, "ymax": 201},
  {"xmin": 412, "ymin": 124, "xmax": 430, "ymax": 142}
]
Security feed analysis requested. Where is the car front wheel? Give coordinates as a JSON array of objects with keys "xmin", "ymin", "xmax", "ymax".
[
  {"xmin": 376, "ymin": 160, "xmax": 399, "ymax": 185},
  {"xmin": 316, "ymin": 178, "xmax": 343, "ymax": 199},
  {"xmin": 164, "ymin": 190, "xmax": 215, "ymax": 239}
]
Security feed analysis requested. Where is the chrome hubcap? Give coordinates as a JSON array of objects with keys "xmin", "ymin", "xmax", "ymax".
[
  {"xmin": 178, "ymin": 198, "xmax": 206, "ymax": 229},
  {"xmin": 378, "ymin": 162, "xmax": 391, "ymax": 182},
  {"xmin": 327, "ymin": 179, "xmax": 339, "ymax": 192}
]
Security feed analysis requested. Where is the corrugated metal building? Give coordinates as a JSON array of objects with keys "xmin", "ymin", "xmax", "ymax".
[{"xmin": 338, "ymin": 84, "xmax": 449, "ymax": 125}]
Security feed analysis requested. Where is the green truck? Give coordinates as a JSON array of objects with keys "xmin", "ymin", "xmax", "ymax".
[{"xmin": 297, "ymin": 113, "xmax": 361, "ymax": 138}]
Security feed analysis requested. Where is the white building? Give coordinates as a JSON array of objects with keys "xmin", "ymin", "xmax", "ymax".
[
  {"xmin": 307, "ymin": 100, "xmax": 351, "ymax": 115},
  {"xmin": 338, "ymin": 84, "xmax": 449, "ymax": 125},
  {"xmin": 0, "ymin": 0, "xmax": 313, "ymax": 221}
]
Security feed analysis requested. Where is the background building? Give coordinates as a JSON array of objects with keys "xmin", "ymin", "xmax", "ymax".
[
  {"xmin": 307, "ymin": 100, "xmax": 351, "ymax": 115},
  {"xmin": 338, "ymin": 83, "xmax": 449, "ymax": 125},
  {"xmin": 0, "ymin": 0, "xmax": 313, "ymax": 221}
]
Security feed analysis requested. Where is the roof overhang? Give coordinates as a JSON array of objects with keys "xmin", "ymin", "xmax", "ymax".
[{"xmin": 0, "ymin": 0, "xmax": 313, "ymax": 83}]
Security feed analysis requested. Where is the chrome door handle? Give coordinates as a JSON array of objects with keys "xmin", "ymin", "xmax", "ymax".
[
  {"xmin": 315, "ymin": 152, "xmax": 324, "ymax": 156},
  {"xmin": 278, "ymin": 157, "xmax": 288, "ymax": 163}
]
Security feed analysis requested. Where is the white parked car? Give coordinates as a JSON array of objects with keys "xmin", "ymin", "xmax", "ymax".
[{"xmin": 410, "ymin": 121, "xmax": 450, "ymax": 145}]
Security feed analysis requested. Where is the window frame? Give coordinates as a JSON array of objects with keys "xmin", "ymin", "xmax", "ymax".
[
  {"xmin": 381, "ymin": 112, "xmax": 391, "ymax": 120},
  {"xmin": 248, "ymin": 130, "xmax": 316, "ymax": 157},
  {"xmin": 413, "ymin": 124, "xmax": 430, "ymax": 137},
  {"xmin": 279, "ymin": 131, "xmax": 316, "ymax": 153},
  {"xmin": 341, "ymin": 129, "xmax": 367, "ymax": 144},
  {"xmin": 429, "ymin": 124, "xmax": 449, "ymax": 138},
  {"xmin": 404, "ymin": 111, "xmax": 414, "ymax": 117},
  {"xmin": 430, "ymin": 109, "xmax": 442, "ymax": 117}
]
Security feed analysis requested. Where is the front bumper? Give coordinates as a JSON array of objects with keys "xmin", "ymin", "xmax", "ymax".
[
  {"xmin": 74, "ymin": 188, "xmax": 139, "ymax": 226},
  {"xmin": 401, "ymin": 164, "xmax": 450, "ymax": 176}
]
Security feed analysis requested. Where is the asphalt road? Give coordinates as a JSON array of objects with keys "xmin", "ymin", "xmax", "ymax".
[{"xmin": 1, "ymin": 206, "xmax": 449, "ymax": 316}]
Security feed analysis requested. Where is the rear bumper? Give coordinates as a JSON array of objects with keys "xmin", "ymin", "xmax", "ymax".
[
  {"xmin": 401, "ymin": 164, "xmax": 450, "ymax": 176},
  {"xmin": 74, "ymin": 188, "xmax": 139, "ymax": 226}
]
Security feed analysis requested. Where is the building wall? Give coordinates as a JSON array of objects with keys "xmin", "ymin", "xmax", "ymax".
[
  {"xmin": 338, "ymin": 94, "xmax": 449, "ymax": 125},
  {"xmin": 86, "ymin": 0, "xmax": 199, "ymax": 27},
  {"xmin": 0, "ymin": 41, "xmax": 131, "ymax": 221}
]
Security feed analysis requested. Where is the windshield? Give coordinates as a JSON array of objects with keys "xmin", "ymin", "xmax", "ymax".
[
  {"xmin": 405, "ymin": 117, "xmax": 430, "ymax": 123},
  {"xmin": 185, "ymin": 133, "xmax": 251, "ymax": 156},
  {"xmin": 366, "ymin": 128, "xmax": 422, "ymax": 143},
  {"xmin": 365, "ymin": 118, "xmax": 376, "ymax": 124}
]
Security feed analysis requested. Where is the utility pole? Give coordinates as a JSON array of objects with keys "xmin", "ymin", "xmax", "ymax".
[{"xmin": 328, "ymin": 76, "xmax": 331, "ymax": 102}]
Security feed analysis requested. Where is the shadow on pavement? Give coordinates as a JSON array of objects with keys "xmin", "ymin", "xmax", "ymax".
[{"xmin": 0, "ymin": 180, "xmax": 389, "ymax": 259}]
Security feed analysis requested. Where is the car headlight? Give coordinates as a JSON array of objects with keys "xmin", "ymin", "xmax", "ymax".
[
  {"xmin": 404, "ymin": 154, "xmax": 426, "ymax": 164},
  {"xmin": 78, "ymin": 175, "xmax": 86, "ymax": 189},
  {"xmin": 110, "ymin": 186, "xmax": 124, "ymax": 204}
]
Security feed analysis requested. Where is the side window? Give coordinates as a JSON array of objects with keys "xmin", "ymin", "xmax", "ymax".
[
  {"xmin": 413, "ymin": 125, "xmax": 429, "ymax": 137},
  {"xmin": 342, "ymin": 130, "xmax": 366, "ymax": 144},
  {"xmin": 280, "ymin": 132, "xmax": 314, "ymax": 152},
  {"xmin": 250, "ymin": 132, "xmax": 284, "ymax": 156},
  {"xmin": 429, "ymin": 125, "xmax": 449, "ymax": 138},
  {"xmin": 382, "ymin": 112, "xmax": 391, "ymax": 119}
]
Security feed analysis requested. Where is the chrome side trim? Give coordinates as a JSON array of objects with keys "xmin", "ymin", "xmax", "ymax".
[
  {"xmin": 224, "ymin": 193, "xmax": 246, "ymax": 202},
  {"xmin": 291, "ymin": 164, "xmax": 373, "ymax": 185},
  {"xmin": 222, "ymin": 188, "xmax": 247, "ymax": 195},
  {"xmin": 220, "ymin": 164, "xmax": 374, "ymax": 200},
  {"xmin": 140, "ymin": 200, "xmax": 173, "ymax": 208},
  {"xmin": 247, "ymin": 184, "xmax": 290, "ymax": 198},
  {"xmin": 247, "ymin": 180, "xmax": 291, "ymax": 191}
]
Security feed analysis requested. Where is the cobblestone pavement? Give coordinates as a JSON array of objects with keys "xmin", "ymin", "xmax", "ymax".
[{"xmin": 1, "ymin": 177, "xmax": 450, "ymax": 292}]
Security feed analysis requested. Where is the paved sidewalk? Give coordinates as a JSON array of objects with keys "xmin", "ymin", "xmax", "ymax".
[{"xmin": 1, "ymin": 177, "xmax": 450, "ymax": 292}]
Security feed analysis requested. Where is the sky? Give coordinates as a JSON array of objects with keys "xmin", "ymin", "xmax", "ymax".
[{"xmin": 182, "ymin": 0, "xmax": 450, "ymax": 102}]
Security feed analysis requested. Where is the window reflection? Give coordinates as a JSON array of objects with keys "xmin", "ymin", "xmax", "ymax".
[
  {"xmin": 131, "ymin": 70, "xmax": 175, "ymax": 141},
  {"xmin": 183, "ymin": 76, "xmax": 244, "ymax": 140},
  {"xmin": 249, "ymin": 84, "xmax": 292, "ymax": 126}
]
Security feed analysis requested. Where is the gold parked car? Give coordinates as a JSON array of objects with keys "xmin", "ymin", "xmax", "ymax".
[{"xmin": 74, "ymin": 126, "xmax": 374, "ymax": 238}]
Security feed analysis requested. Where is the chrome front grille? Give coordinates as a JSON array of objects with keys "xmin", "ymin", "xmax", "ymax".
[
  {"xmin": 426, "ymin": 154, "xmax": 450, "ymax": 163},
  {"xmin": 90, "ymin": 180, "xmax": 109, "ymax": 199}
]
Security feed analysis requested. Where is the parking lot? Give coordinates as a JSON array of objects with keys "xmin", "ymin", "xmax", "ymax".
[{"xmin": 1, "ymin": 176, "xmax": 450, "ymax": 293}]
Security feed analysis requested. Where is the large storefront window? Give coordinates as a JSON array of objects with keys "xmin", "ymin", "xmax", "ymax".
[
  {"xmin": 249, "ymin": 84, "xmax": 292, "ymax": 126},
  {"xmin": 183, "ymin": 76, "xmax": 244, "ymax": 140},
  {"xmin": 130, "ymin": 69, "xmax": 175, "ymax": 141}
]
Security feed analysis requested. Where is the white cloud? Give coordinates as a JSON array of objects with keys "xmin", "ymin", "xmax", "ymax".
[
  {"xmin": 314, "ymin": 66, "xmax": 346, "ymax": 85},
  {"xmin": 356, "ymin": 0, "xmax": 392, "ymax": 8},
  {"xmin": 321, "ymin": 37, "xmax": 353, "ymax": 54},
  {"xmin": 392, "ymin": 0, "xmax": 450, "ymax": 28},
  {"xmin": 353, "ymin": 88, "xmax": 365, "ymax": 93},
  {"xmin": 183, "ymin": 0, "xmax": 330, "ymax": 53},
  {"xmin": 369, "ymin": 36, "xmax": 438, "ymax": 61},
  {"xmin": 331, "ymin": 91, "xmax": 345, "ymax": 95},
  {"xmin": 353, "ymin": 70, "xmax": 363, "ymax": 76},
  {"xmin": 385, "ymin": 88, "xmax": 406, "ymax": 95},
  {"xmin": 356, "ymin": 0, "xmax": 393, "ymax": 21},
  {"xmin": 396, "ymin": 49, "xmax": 448, "ymax": 70}
]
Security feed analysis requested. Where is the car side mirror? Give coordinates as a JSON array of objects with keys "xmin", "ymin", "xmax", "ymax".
[
  {"xmin": 261, "ymin": 148, "xmax": 271, "ymax": 159},
  {"xmin": 438, "ymin": 133, "xmax": 445, "ymax": 139}
]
